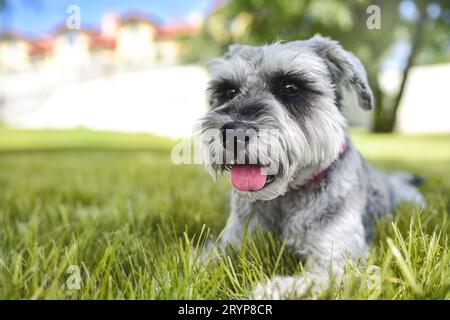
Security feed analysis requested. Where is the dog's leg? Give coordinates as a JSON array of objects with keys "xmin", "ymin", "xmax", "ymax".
[
  {"xmin": 387, "ymin": 172, "xmax": 426, "ymax": 207},
  {"xmin": 218, "ymin": 195, "xmax": 255, "ymax": 249},
  {"xmin": 200, "ymin": 195, "xmax": 255, "ymax": 261},
  {"xmin": 252, "ymin": 250, "xmax": 354, "ymax": 299},
  {"xmin": 251, "ymin": 253, "xmax": 350, "ymax": 299},
  {"xmin": 252, "ymin": 206, "xmax": 368, "ymax": 299}
]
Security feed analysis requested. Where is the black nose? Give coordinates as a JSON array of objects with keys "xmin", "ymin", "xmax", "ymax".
[{"xmin": 220, "ymin": 121, "xmax": 256, "ymax": 157}]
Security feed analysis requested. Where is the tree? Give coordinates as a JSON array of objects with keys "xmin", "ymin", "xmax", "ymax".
[
  {"xmin": 185, "ymin": 0, "xmax": 450, "ymax": 132},
  {"xmin": 373, "ymin": 0, "xmax": 450, "ymax": 132}
]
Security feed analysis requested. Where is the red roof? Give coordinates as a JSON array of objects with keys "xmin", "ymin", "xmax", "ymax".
[
  {"xmin": 156, "ymin": 22, "xmax": 200, "ymax": 40},
  {"xmin": 90, "ymin": 33, "xmax": 116, "ymax": 51},
  {"xmin": 29, "ymin": 37, "xmax": 53, "ymax": 56}
]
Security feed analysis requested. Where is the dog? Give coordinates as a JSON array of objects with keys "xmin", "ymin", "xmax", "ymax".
[{"xmin": 195, "ymin": 35, "xmax": 425, "ymax": 299}]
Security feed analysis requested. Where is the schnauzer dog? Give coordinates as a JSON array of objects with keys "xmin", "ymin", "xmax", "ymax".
[{"xmin": 195, "ymin": 35, "xmax": 425, "ymax": 299}]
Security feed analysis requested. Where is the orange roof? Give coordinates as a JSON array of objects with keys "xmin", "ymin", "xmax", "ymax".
[
  {"xmin": 156, "ymin": 22, "xmax": 200, "ymax": 40},
  {"xmin": 90, "ymin": 33, "xmax": 116, "ymax": 50},
  {"xmin": 29, "ymin": 37, "xmax": 53, "ymax": 56}
]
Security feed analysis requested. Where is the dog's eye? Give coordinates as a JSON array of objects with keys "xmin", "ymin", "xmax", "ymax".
[
  {"xmin": 225, "ymin": 88, "xmax": 238, "ymax": 99},
  {"xmin": 282, "ymin": 83, "xmax": 300, "ymax": 96}
]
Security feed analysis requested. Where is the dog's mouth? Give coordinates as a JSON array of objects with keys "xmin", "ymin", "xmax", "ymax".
[{"xmin": 227, "ymin": 164, "xmax": 277, "ymax": 192}]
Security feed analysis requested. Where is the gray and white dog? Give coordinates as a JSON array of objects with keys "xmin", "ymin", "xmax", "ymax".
[{"xmin": 195, "ymin": 35, "xmax": 425, "ymax": 299}]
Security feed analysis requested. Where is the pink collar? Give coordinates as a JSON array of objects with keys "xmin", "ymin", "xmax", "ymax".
[{"xmin": 304, "ymin": 143, "xmax": 347, "ymax": 186}]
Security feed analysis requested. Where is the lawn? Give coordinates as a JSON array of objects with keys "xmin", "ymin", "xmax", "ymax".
[{"xmin": 0, "ymin": 128, "xmax": 449, "ymax": 299}]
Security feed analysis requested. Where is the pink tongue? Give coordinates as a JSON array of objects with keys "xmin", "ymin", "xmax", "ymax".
[{"xmin": 230, "ymin": 165, "xmax": 267, "ymax": 191}]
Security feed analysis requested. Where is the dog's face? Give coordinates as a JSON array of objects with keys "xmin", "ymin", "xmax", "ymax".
[{"xmin": 196, "ymin": 35, "xmax": 373, "ymax": 201}]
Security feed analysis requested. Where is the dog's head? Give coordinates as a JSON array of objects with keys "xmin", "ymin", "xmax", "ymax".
[{"xmin": 196, "ymin": 35, "xmax": 373, "ymax": 201}]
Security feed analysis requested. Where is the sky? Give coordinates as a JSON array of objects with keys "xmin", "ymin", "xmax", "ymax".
[{"xmin": 0, "ymin": 0, "xmax": 215, "ymax": 37}]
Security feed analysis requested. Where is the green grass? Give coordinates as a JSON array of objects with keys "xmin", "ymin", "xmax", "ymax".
[{"xmin": 0, "ymin": 128, "xmax": 449, "ymax": 299}]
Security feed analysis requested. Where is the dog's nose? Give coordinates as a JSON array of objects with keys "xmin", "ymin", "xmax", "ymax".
[
  {"xmin": 220, "ymin": 121, "xmax": 254, "ymax": 133},
  {"xmin": 220, "ymin": 121, "xmax": 256, "ymax": 155}
]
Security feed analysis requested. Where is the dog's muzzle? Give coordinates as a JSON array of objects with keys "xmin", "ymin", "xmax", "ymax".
[
  {"xmin": 219, "ymin": 122, "xmax": 274, "ymax": 192},
  {"xmin": 220, "ymin": 121, "xmax": 256, "ymax": 152}
]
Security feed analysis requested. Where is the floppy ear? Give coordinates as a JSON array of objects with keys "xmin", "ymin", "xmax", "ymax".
[{"xmin": 308, "ymin": 34, "xmax": 374, "ymax": 111}]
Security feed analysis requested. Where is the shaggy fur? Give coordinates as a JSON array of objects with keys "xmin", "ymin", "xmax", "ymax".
[{"xmin": 195, "ymin": 35, "xmax": 425, "ymax": 299}]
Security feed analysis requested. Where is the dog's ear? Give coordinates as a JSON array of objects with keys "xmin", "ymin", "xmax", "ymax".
[{"xmin": 307, "ymin": 34, "xmax": 374, "ymax": 111}]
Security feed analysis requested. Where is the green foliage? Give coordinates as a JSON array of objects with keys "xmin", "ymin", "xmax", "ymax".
[
  {"xmin": 187, "ymin": 0, "xmax": 450, "ymax": 68},
  {"xmin": 0, "ymin": 128, "xmax": 448, "ymax": 299},
  {"xmin": 184, "ymin": 0, "xmax": 450, "ymax": 132}
]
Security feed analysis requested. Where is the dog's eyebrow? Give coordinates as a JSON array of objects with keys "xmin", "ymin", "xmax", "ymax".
[
  {"xmin": 266, "ymin": 69, "xmax": 324, "ymax": 94},
  {"xmin": 271, "ymin": 69, "xmax": 315, "ymax": 83},
  {"xmin": 282, "ymin": 67, "xmax": 322, "ymax": 79},
  {"xmin": 207, "ymin": 77, "xmax": 239, "ymax": 94}
]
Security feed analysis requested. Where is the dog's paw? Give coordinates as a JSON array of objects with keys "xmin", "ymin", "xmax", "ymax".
[{"xmin": 251, "ymin": 276, "xmax": 312, "ymax": 300}]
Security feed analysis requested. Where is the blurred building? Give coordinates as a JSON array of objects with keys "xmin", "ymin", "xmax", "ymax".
[
  {"xmin": 157, "ymin": 22, "xmax": 199, "ymax": 65},
  {"xmin": 52, "ymin": 25, "xmax": 92, "ymax": 73},
  {"xmin": 0, "ymin": 11, "xmax": 201, "ymax": 74},
  {"xmin": 115, "ymin": 12, "xmax": 158, "ymax": 67},
  {"xmin": 0, "ymin": 10, "xmax": 207, "ymax": 138},
  {"xmin": 0, "ymin": 31, "xmax": 31, "ymax": 72},
  {"xmin": 28, "ymin": 36, "xmax": 53, "ymax": 67}
]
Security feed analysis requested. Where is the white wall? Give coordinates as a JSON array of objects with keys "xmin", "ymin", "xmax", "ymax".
[
  {"xmin": 0, "ymin": 40, "xmax": 30, "ymax": 72},
  {"xmin": 1, "ymin": 65, "xmax": 209, "ymax": 138},
  {"xmin": 396, "ymin": 63, "xmax": 450, "ymax": 133}
]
